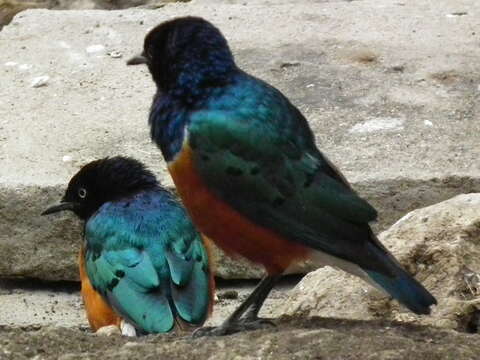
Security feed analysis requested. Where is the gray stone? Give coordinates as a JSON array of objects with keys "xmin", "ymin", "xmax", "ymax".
[
  {"xmin": 0, "ymin": 279, "xmax": 86, "ymax": 327},
  {"xmin": 210, "ymin": 245, "xmax": 265, "ymax": 280},
  {"xmin": 280, "ymin": 194, "xmax": 480, "ymax": 332},
  {"xmin": 1, "ymin": 318, "xmax": 480, "ymax": 359},
  {"xmin": 0, "ymin": 276, "xmax": 297, "ymax": 329},
  {"xmin": 0, "ymin": 0, "xmax": 185, "ymax": 28},
  {"xmin": 0, "ymin": 186, "xmax": 81, "ymax": 280},
  {"xmin": 0, "ymin": 0, "xmax": 479, "ymax": 280}
]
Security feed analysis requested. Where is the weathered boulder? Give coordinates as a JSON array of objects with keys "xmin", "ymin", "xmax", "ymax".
[
  {"xmin": 0, "ymin": 186, "xmax": 81, "ymax": 280},
  {"xmin": 280, "ymin": 194, "xmax": 480, "ymax": 333},
  {"xmin": 1, "ymin": 0, "xmax": 479, "ymax": 280},
  {"xmin": 0, "ymin": 0, "xmax": 182, "ymax": 28}
]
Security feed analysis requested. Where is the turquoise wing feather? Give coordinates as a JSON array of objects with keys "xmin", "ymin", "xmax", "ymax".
[{"xmin": 84, "ymin": 189, "xmax": 210, "ymax": 333}]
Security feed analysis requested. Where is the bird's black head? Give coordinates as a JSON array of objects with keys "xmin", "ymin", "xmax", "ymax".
[
  {"xmin": 127, "ymin": 17, "xmax": 236, "ymax": 98},
  {"xmin": 42, "ymin": 156, "xmax": 158, "ymax": 221}
]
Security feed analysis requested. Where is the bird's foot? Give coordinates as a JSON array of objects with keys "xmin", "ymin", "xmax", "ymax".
[
  {"xmin": 120, "ymin": 320, "xmax": 137, "ymax": 337},
  {"xmin": 95, "ymin": 325, "xmax": 121, "ymax": 336},
  {"xmin": 192, "ymin": 325, "xmax": 230, "ymax": 338},
  {"xmin": 192, "ymin": 317, "xmax": 275, "ymax": 338},
  {"xmin": 241, "ymin": 316, "xmax": 276, "ymax": 328}
]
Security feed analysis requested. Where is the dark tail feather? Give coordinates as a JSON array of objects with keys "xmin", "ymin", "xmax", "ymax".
[
  {"xmin": 363, "ymin": 239, "xmax": 437, "ymax": 315},
  {"xmin": 366, "ymin": 267, "xmax": 437, "ymax": 315}
]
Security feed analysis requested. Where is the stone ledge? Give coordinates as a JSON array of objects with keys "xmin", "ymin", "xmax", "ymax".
[
  {"xmin": 2, "ymin": 176, "xmax": 479, "ymax": 281},
  {"xmin": 0, "ymin": 318, "xmax": 479, "ymax": 359},
  {"xmin": 1, "ymin": 1, "xmax": 479, "ymax": 280}
]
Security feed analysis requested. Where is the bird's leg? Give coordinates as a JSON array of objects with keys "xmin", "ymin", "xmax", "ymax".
[
  {"xmin": 193, "ymin": 275, "xmax": 280, "ymax": 337},
  {"xmin": 240, "ymin": 275, "xmax": 281, "ymax": 324},
  {"xmin": 224, "ymin": 275, "xmax": 279, "ymax": 323}
]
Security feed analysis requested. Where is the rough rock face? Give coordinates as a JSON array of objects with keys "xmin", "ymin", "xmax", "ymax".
[
  {"xmin": 280, "ymin": 194, "xmax": 480, "ymax": 333},
  {"xmin": 1, "ymin": 318, "xmax": 480, "ymax": 360},
  {"xmin": 0, "ymin": 0, "xmax": 183, "ymax": 28},
  {"xmin": 0, "ymin": 187, "xmax": 80, "ymax": 280},
  {"xmin": 1, "ymin": 0, "xmax": 479, "ymax": 280}
]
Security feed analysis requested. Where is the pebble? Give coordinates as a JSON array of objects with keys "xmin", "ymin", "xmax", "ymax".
[
  {"xmin": 424, "ymin": 120, "xmax": 433, "ymax": 127},
  {"xmin": 4, "ymin": 62, "xmax": 17, "ymax": 67},
  {"xmin": 349, "ymin": 117, "xmax": 404, "ymax": 133},
  {"xmin": 218, "ymin": 290, "xmax": 239, "ymax": 300},
  {"xmin": 58, "ymin": 41, "xmax": 71, "ymax": 49},
  {"xmin": 390, "ymin": 64, "xmax": 405, "ymax": 72},
  {"xmin": 30, "ymin": 76, "xmax": 49, "ymax": 88},
  {"xmin": 86, "ymin": 44, "xmax": 106, "ymax": 55},
  {"xmin": 123, "ymin": 342, "xmax": 140, "ymax": 348},
  {"xmin": 62, "ymin": 155, "xmax": 72, "ymax": 162},
  {"xmin": 18, "ymin": 64, "xmax": 32, "ymax": 71},
  {"xmin": 280, "ymin": 61, "xmax": 300, "ymax": 68},
  {"xmin": 446, "ymin": 12, "xmax": 468, "ymax": 17},
  {"xmin": 94, "ymin": 325, "xmax": 120, "ymax": 336},
  {"xmin": 108, "ymin": 51, "xmax": 123, "ymax": 59}
]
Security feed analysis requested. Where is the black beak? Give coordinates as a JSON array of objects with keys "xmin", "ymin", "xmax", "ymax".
[
  {"xmin": 127, "ymin": 52, "xmax": 148, "ymax": 66},
  {"xmin": 41, "ymin": 202, "xmax": 76, "ymax": 215}
]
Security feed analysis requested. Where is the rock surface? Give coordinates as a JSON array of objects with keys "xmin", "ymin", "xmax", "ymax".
[
  {"xmin": 281, "ymin": 194, "xmax": 480, "ymax": 333},
  {"xmin": 0, "ymin": 277, "xmax": 296, "ymax": 329},
  {"xmin": 1, "ymin": 318, "xmax": 480, "ymax": 360},
  {"xmin": 0, "ymin": 0, "xmax": 183, "ymax": 29},
  {"xmin": 1, "ymin": 0, "xmax": 479, "ymax": 280}
]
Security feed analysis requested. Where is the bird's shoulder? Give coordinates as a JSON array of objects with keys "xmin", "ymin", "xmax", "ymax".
[
  {"xmin": 85, "ymin": 189, "xmax": 191, "ymax": 251},
  {"xmin": 188, "ymin": 72, "xmax": 317, "ymax": 159},
  {"xmin": 195, "ymin": 72, "xmax": 303, "ymax": 123}
]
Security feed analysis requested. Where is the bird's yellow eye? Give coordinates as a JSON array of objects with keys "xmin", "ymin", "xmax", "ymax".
[{"xmin": 78, "ymin": 188, "xmax": 87, "ymax": 199}]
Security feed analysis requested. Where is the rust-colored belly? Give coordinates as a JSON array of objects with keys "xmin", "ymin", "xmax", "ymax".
[
  {"xmin": 79, "ymin": 246, "xmax": 121, "ymax": 331},
  {"xmin": 168, "ymin": 144, "xmax": 309, "ymax": 274}
]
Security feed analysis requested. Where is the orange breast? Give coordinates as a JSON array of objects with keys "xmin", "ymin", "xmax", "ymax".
[
  {"xmin": 78, "ymin": 246, "xmax": 121, "ymax": 331},
  {"xmin": 168, "ymin": 144, "xmax": 310, "ymax": 274}
]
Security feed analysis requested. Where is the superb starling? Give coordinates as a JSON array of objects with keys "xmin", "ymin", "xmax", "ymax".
[
  {"xmin": 42, "ymin": 156, "xmax": 214, "ymax": 335},
  {"xmin": 127, "ymin": 17, "xmax": 436, "ymax": 336}
]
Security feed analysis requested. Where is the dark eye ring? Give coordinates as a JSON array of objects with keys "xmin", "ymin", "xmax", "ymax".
[{"xmin": 78, "ymin": 188, "xmax": 87, "ymax": 199}]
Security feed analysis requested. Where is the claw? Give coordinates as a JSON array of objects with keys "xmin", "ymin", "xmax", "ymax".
[
  {"xmin": 192, "ymin": 318, "xmax": 275, "ymax": 338},
  {"xmin": 192, "ymin": 326, "xmax": 231, "ymax": 338},
  {"xmin": 240, "ymin": 317, "xmax": 276, "ymax": 328}
]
